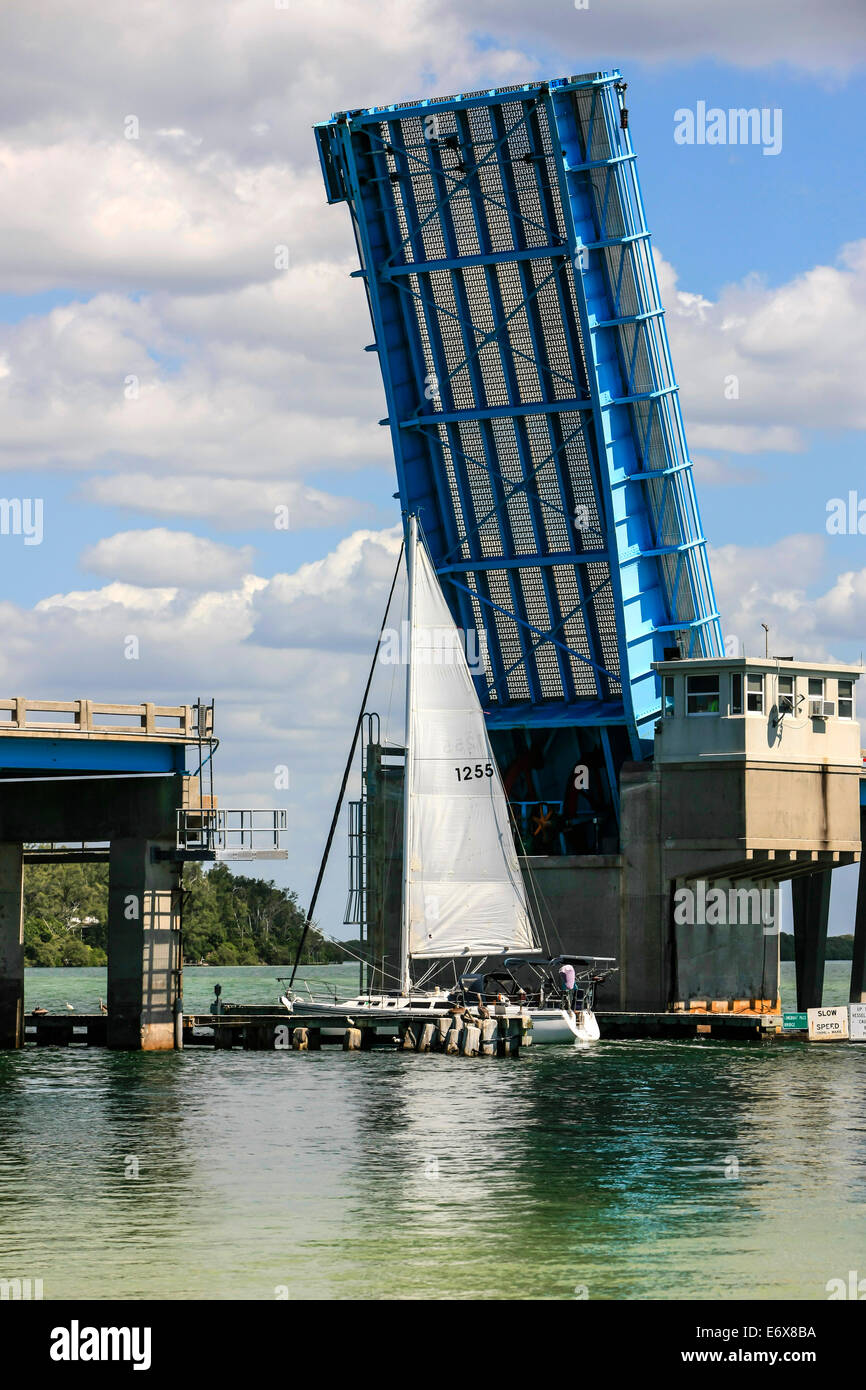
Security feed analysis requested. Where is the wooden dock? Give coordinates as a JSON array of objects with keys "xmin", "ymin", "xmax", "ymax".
[
  {"xmin": 596, "ymin": 1011, "xmax": 782, "ymax": 1040},
  {"xmin": 184, "ymin": 1009, "xmax": 530, "ymax": 1055},
  {"xmin": 23, "ymin": 1015, "xmax": 108, "ymax": 1046},
  {"xmin": 19, "ymin": 1008, "xmax": 787, "ymax": 1048}
]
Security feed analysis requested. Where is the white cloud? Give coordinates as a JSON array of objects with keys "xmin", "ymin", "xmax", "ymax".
[
  {"xmin": 0, "ymin": 0, "xmax": 857, "ymax": 300},
  {"xmin": 659, "ymin": 240, "xmax": 866, "ymax": 453},
  {"xmin": 79, "ymin": 472, "xmax": 366, "ymax": 531},
  {"xmin": 0, "ymin": 524, "xmax": 407, "ymax": 908},
  {"xmin": 80, "ymin": 528, "xmax": 256, "ymax": 589},
  {"xmin": 0, "ymin": 141, "xmax": 315, "ymax": 295},
  {"xmin": 251, "ymin": 526, "xmax": 403, "ymax": 648},
  {"xmin": 461, "ymin": 0, "xmax": 865, "ymax": 74},
  {"xmin": 0, "ymin": 270, "xmax": 386, "ymax": 483},
  {"xmin": 0, "ymin": 1, "xmax": 523, "ymax": 294},
  {"xmin": 690, "ymin": 453, "xmax": 760, "ymax": 487},
  {"xmin": 709, "ymin": 532, "xmax": 866, "ymax": 662},
  {"xmin": 36, "ymin": 582, "xmax": 178, "ymax": 615},
  {"xmin": 814, "ymin": 568, "xmax": 866, "ymax": 646},
  {"xmin": 20, "ymin": 525, "xmax": 403, "ymax": 690}
]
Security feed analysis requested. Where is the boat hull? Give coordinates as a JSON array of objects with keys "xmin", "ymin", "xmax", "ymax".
[
  {"xmin": 280, "ymin": 996, "xmax": 599, "ymax": 1046},
  {"xmin": 527, "ymin": 1007, "xmax": 599, "ymax": 1044}
]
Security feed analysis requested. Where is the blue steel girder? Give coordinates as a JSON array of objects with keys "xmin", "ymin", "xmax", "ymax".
[
  {"xmin": 0, "ymin": 737, "xmax": 188, "ymax": 775},
  {"xmin": 405, "ymin": 116, "xmax": 550, "ymax": 708},
  {"xmin": 316, "ymin": 71, "xmax": 722, "ymax": 755},
  {"xmin": 548, "ymin": 76, "xmax": 722, "ymax": 738}
]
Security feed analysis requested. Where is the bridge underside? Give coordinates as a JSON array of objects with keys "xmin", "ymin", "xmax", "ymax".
[{"xmin": 0, "ymin": 773, "xmax": 185, "ymax": 1050}]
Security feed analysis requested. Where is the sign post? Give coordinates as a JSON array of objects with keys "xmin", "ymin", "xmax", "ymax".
[
  {"xmin": 782, "ymin": 1011, "xmax": 808, "ymax": 1031},
  {"xmin": 807, "ymin": 1006, "xmax": 849, "ymax": 1041},
  {"xmin": 849, "ymin": 1003, "xmax": 866, "ymax": 1042}
]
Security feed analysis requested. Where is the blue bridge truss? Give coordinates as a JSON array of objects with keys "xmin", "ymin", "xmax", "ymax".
[{"xmin": 316, "ymin": 70, "xmax": 723, "ymax": 846}]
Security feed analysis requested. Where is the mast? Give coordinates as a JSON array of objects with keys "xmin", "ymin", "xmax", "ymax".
[{"xmin": 399, "ymin": 515, "xmax": 417, "ymax": 995}]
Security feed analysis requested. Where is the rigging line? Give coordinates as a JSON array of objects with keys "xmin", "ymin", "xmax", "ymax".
[
  {"xmin": 525, "ymin": 857, "xmax": 564, "ymax": 958},
  {"xmin": 497, "ymin": 765, "xmax": 552, "ymax": 957},
  {"xmin": 320, "ymin": 934, "xmax": 407, "ymax": 990},
  {"xmin": 412, "ymin": 961, "xmax": 439, "ymax": 990},
  {"xmin": 288, "ymin": 540, "xmax": 405, "ymax": 988},
  {"xmin": 523, "ymin": 848, "xmax": 554, "ymax": 957}
]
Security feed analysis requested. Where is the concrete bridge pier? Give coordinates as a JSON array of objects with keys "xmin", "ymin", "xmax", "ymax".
[
  {"xmin": 0, "ymin": 843, "xmax": 24, "ymax": 1048},
  {"xmin": 792, "ymin": 870, "xmax": 832, "ymax": 1011},
  {"xmin": 107, "ymin": 840, "xmax": 181, "ymax": 1050}
]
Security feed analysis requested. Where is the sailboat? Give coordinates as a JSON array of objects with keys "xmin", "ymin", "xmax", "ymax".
[{"xmin": 281, "ymin": 516, "xmax": 615, "ymax": 1045}]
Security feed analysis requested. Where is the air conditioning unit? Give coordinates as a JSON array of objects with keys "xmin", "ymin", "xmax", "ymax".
[{"xmin": 809, "ymin": 698, "xmax": 835, "ymax": 719}]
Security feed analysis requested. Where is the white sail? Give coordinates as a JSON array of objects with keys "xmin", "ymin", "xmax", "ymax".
[{"xmin": 402, "ymin": 518, "xmax": 538, "ymax": 962}]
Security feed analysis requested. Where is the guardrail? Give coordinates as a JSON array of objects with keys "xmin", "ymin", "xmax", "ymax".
[
  {"xmin": 177, "ymin": 808, "xmax": 287, "ymax": 858},
  {"xmin": 0, "ymin": 699, "xmax": 213, "ymax": 740}
]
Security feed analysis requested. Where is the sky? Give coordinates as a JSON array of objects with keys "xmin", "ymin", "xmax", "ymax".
[{"xmin": 0, "ymin": 0, "xmax": 864, "ymax": 938}]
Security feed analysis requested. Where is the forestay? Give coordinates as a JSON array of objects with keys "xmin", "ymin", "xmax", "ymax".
[{"xmin": 404, "ymin": 521, "xmax": 538, "ymax": 960}]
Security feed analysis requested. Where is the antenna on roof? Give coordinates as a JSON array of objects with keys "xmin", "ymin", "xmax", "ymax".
[{"xmin": 761, "ymin": 623, "xmax": 769, "ymax": 659}]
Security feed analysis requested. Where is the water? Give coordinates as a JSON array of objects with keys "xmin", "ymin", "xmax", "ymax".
[{"xmin": 2, "ymin": 963, "xmax": 865, "ymax": 1300}]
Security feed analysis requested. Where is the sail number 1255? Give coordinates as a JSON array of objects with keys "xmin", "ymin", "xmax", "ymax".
[{"xmin": 454, "ymin": 763, "xmax": 494, "ymax": 781}]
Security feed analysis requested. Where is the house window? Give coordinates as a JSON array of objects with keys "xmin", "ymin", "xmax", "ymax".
[
  {"xmin": 778, "ymin": 674, "xmax": 795, "ymax": 716},
  {"xmin": 747, "ymin": 675, "xmax": 764, "ymax": 714},
  {"xmin": 686, "ymin": 674, "xmax": 720, "ymax": 715},
  {"xmin": 663, "ymin": 676, "xmax": 675, "ymax": 716},
  {"xmin": 731, "ymin": 673, "xmax": 743, "ymax": 715},
  {"xmin": 839, "ymin": 680, "xmax": 855, "ymax": 720},
  {"xmin": 808, "ymin": 677, "xmax": 824, "ymax": 699}
]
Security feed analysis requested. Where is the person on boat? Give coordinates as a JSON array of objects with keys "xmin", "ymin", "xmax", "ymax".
[{"xmin": 558, "ymin": 962, "xmax": 576, "ymax": 1008}]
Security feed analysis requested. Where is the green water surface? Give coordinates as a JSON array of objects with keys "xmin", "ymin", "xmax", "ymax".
[{"xmin": 1, "ymin": 962, "xmax": 863, "ymax": 1300}]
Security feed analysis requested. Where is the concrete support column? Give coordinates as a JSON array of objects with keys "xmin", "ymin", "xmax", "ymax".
[
  {"xmin": 619, "ymin": 763, "xmax": 666, "ymax": 1011},
  {"xmin": 0, "ymin": 843, "xmax": 25, "ymax": 1049},
  {"xmin": 107, "ymin": 839, "xmax": 181, "ymax": 1050},
  {"xmin": 851, "ymin": 807, "xmax": 866, "ymax": 1004},
  {"xmin": 792, "ymin": 870, "xmax": 832, "ymax": 1011}
]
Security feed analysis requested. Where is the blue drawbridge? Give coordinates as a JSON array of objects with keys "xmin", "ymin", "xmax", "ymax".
[{"xmin": 316, "ymin": 70, "xmax": 722, "ymax": 852}]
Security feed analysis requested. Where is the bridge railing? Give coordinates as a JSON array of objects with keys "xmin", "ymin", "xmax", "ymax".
[
  {"xmin": 177, "ymin": 808, "xmax": 288, "ymax": 860},
  {"xmin": 0, "ymin": 699, "xmax": 213, "ymax": 740}
]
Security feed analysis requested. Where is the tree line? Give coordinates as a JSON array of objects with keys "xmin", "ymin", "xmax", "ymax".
[
  {"xmin": 23, "ymin": 859, "xmax": 857, "ymax": 969},
  {"xmin": 779, "ymin": 932, "xmax": 854, "ymax": 961},
  {"xmin": 23, "ymin": 860, "xmax": 348, "ymax": 968}
]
